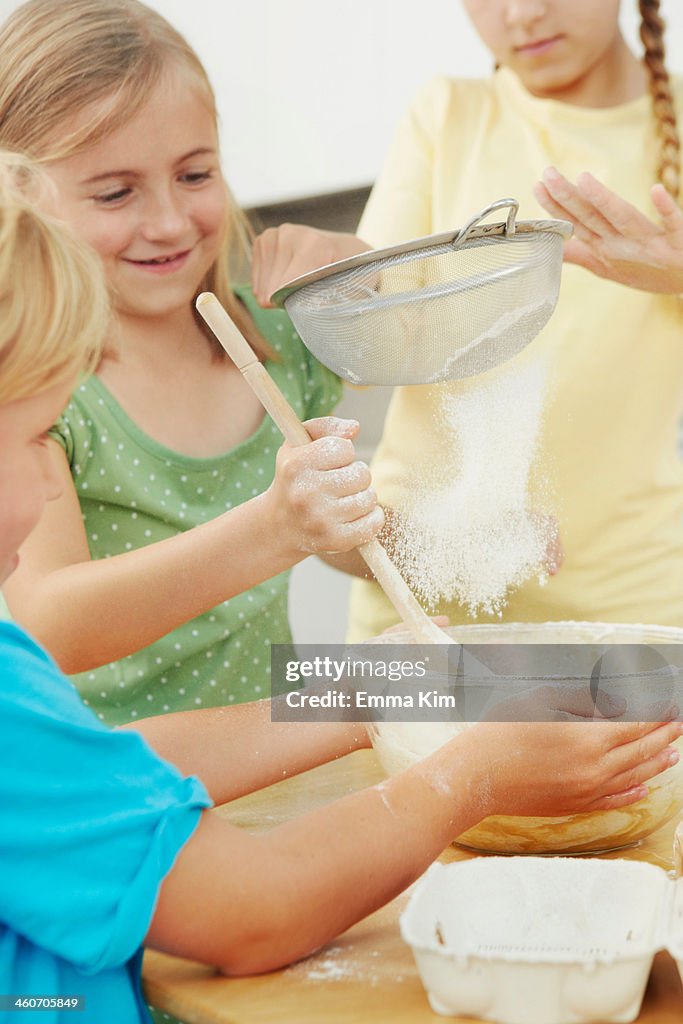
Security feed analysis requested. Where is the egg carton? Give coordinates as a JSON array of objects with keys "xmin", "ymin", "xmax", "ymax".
[{"xmin": 401, "ymin": 822, "xmax": 683, "ymax": 1024}]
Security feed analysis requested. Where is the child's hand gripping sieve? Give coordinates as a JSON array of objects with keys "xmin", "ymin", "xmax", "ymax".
[{"xmin": 252, "ymin": 225, "xmax": 371, "ymax": 307}]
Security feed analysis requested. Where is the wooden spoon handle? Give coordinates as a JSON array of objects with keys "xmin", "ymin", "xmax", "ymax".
[{"xmin": 196, "ymin": 292, "xmax": 446, "ymax": 644}]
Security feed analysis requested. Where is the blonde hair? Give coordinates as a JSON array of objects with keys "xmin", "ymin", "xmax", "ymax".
[
  {"xmin": 0, "ymin": 0, "xmax": 275, "ymax": 360},
  {"xmin": 639, "ymin": 0, "xmax": 681, "ymax": 199},
  {"xmin": 0, "ymin": 152, "xmax": 108, "ymax": 405}
]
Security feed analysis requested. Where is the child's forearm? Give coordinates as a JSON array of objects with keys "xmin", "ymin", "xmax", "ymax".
[
  {"xmin": 230, "ymin": 735, "xmax": 486, "ymax": 971},
  {"xmin": 148, "ymin": 728, "xmax": 488, "ymax": 973},
  {"xmin": 7, "ymin": 424, "xmax": 382, "ymax": 672},
  {"xmin": 125, "ymin": 700, "xmax": 371, "ymax": 803},
  {"xmin": 6, "ymin": 492, "xmax": 303, "ymax": 673},
  {"xmin": 148, "ymin": 719, "xmax": 683, "ymax": 974}
]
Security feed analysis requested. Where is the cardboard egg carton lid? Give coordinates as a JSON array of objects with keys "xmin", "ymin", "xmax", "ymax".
[{"xmin": 401, "ymin": 844, "xmax": 683, "ymax": 1024}]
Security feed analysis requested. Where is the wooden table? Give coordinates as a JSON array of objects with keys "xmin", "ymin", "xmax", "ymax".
[{"xmin": 143, "ymin": 749, "xmax": 683, "ymax": 1024}]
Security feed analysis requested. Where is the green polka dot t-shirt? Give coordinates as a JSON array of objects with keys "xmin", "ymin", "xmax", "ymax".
[{"xmin": 49, "ymin": 286, "xmax": 342, "ymax": 726}]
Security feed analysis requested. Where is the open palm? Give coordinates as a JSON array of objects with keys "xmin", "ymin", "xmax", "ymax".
[{"xmin": 534, "ymin": 167, "xmax": 683, "ymax": 294}]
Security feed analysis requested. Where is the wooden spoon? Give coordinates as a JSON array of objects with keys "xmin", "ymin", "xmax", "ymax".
[{"xmin": 196, "ymin": 292, "xmax": 449, "ymax": 644}]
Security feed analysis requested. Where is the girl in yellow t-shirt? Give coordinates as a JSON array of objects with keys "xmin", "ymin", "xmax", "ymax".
[{"xmin": 254, "ymin": 0, "xmax": 683, "ymax": 640}]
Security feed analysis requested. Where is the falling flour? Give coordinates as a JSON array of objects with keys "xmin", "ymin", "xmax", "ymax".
[{"xmin": 392, "ymin": 357, "xmax": 552, "ymax": 616}]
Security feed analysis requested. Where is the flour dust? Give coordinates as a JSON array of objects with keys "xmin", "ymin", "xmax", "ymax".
[{"xmin": 392, "ymin": 358, "xmax": 552, "ymax": 616}]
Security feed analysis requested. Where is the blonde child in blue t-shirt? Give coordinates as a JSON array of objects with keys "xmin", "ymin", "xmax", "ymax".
[
  {"xmin": 2, "ymin": 153, "xmax": 682, "ymax": 1022},
  {"xmin": 0, "ymin": 0, "xmax": 383, "ymax": 724}
]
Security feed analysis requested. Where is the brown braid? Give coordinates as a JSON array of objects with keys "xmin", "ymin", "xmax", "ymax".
[{"xmin": 639, "ymin": 0, "xmax": 681, "ymax": 199}]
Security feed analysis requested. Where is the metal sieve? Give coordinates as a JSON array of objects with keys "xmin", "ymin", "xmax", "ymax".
[{"xmin": 272, "ymin": 198, "xmax": 572, "ymax": 386}]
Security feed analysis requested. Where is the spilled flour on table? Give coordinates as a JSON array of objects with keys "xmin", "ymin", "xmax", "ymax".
[
  {"xmin": 304, "ymin": 954, "xmax": 362, "ymax": 982},
  {"xmin": 286, "ymin": 943, "xmax": 408, "ymax": 986},
  {"xmin": 392, "ymin": 357, "xmax": 552, "ymax": 616}
]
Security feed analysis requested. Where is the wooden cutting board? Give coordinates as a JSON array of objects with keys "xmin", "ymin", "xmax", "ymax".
[{"xmin": 143, "ymin": 749, "xmax": 683, "ymax": 1024}]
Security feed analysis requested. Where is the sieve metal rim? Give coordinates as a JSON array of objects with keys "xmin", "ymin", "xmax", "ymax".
[{"xmin": 271, "ymin": 210, "xmax": 572, "ymax": 307}]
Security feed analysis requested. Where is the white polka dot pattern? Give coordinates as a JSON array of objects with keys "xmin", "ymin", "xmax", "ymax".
[{"xmin": 49, "ymin": 286, "xmax": 342, "ymax": 726}]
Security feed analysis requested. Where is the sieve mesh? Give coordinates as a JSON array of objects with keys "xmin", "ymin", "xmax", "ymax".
[{"xmin": 277, "ymin": 202, "xmax": 570, "ymax": 386}]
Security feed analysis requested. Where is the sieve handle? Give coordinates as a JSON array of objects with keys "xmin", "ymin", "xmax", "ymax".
[
  {"xmin": 451, "ymin": 197, "xmax": 519, "ymax": 249},
  {"xmin": 196, "ymin": 292, "xmax": 449, "ymax": 645}
]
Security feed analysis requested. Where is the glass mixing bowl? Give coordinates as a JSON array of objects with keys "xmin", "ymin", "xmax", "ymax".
[{"xmin": 367, "ymin": 621, "xmax": 683, "ymax": 854}]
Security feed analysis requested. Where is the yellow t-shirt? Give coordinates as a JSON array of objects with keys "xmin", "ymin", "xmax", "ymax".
[{"xmin": 348, "ymin": 67, "xmax": 683, "ymax": 641}]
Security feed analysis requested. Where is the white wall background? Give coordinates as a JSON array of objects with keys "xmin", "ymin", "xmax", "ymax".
[{"xmin": 0, "ymin": 0, "xmax": 682, "ymax": 207}]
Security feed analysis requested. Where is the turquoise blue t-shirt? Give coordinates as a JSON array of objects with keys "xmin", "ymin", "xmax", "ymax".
[{"xmin": 0, "ymin": 623, "xmax": 211, "ymax": 1023}]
